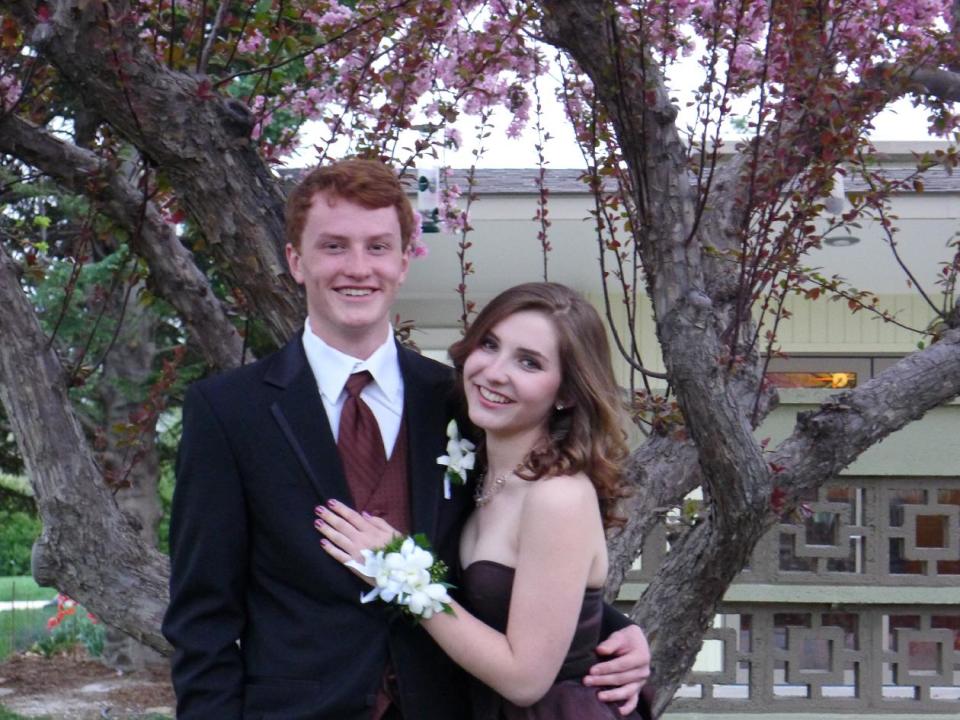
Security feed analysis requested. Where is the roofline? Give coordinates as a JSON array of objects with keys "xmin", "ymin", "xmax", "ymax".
[{"xmin": 276, "ymin": 140, "xmax": 959, "ymax": 195}]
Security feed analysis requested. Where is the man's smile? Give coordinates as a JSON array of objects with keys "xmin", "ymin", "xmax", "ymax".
[{"xmin": 336, "ymin": 287, "xmax": 377, "ymax": 297}]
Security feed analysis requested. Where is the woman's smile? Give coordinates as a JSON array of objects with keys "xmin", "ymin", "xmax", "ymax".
[{"xmin": 476, "ymin": 385, "xmax": 514, "ymax": 405}]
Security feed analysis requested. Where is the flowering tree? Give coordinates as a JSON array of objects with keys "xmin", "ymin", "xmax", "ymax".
[{"xmin": 0, "ymin": 0, "xmax": 958, "ymax": 710}]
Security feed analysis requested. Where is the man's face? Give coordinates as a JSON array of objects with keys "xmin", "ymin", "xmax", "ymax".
[{"xmin": 286, "ymin": 192, "xmax": 410, "ymax": 358}]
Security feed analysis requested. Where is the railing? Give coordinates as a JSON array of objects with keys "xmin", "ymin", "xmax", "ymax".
[{"xmin": 622, "ymin": 477, "xmax": 960, "ymax": 714}]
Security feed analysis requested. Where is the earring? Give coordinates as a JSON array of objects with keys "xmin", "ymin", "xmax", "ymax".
[{"xmin": 555, "ymin": 402, "xmax": 565, "ymax": 411}]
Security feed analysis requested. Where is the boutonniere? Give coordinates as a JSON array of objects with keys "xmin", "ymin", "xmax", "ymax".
[{"xmin": 436, "ymin": 419, "xmax": 476, "ymax": 500}]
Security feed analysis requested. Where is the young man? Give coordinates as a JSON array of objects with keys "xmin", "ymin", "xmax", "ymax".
[{"xmin": 163, "ymin": 159, "xmax": 651, "ymax": 720}]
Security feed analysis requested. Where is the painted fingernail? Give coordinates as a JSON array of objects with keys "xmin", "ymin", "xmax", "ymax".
[
  {"xmin": 314, "ymin": 519, "xmax": 325, "ymax": 529},
  {"xmin": 328, "ymin": 499, "xmax": 339, "ymax": 507},
  {"xmin": 315, "ymin": 505, "xmax": 326, "ymax": 515},
  {"xmin": 361, "ymin": 511, "xmax": 371, "ymax": 518}
]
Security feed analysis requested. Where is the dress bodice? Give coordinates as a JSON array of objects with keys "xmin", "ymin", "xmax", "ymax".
[
  {"xmin": 461, "ymin": 559, "xmax": 640, "ymax": 720},
  {"xmin": 462, "ymin": 559, "xmax": 604, "ymax": 682}
]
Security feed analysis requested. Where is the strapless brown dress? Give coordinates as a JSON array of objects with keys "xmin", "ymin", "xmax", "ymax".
[{"xmin": 462, "ymin": 560, "xmax": 646, "ymax": 720}]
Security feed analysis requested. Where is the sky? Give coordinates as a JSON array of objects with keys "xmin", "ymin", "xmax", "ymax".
[
  {"xmin": 434, "ymin": 83, "xmax": 940, "ymax": 169},
  {"xmin": 293, "ymin": 60, "xmax": 944, "ymax": 171}
]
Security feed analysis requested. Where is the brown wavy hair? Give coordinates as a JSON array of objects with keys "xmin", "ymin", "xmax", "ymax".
[
  {"xmin": 448, "ymin": 282, "xmax": 629, "ymax": 527},
  {"xmin": 285, "ymin": 158, "xmax": 416, "ymax": 251}
]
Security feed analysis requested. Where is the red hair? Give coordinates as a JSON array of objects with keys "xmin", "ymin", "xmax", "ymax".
[{"xmin": 285, "ymin": 159, "xmax": 416, "ymax": 250}]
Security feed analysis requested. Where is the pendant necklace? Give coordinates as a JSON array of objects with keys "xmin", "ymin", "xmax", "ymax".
[{"xmin": 474, "ymin": 469, "xmax": 510, "ymax": 507}]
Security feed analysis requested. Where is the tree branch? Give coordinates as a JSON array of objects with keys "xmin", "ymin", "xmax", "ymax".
[
  {"xmin": 541, "ymin": 0, "xmax": 770, "ymax": 521},
  {"xmin": 539, "ymin": 5, "xmax": 803, "ymax": 712},
  {"xmin": 605, "ymin": 435, "xmax": 701, "ymax": 599},
  {"xmin": 7, "ymin": 0, "xmax": 302, "ymax": 347},
  {"xmin": 197, "ymin": 0, "xmax": 231, "ymax": 75},
  {"xmin": 772, "ymin": 329, "xmax": 960, "ymax": 494},
  {"xmin": 0, "ymin": 113, "xmax": 247, "ymax": 370},
  {"xmin": 899, "ymin": 65, "xmax": 960, "ymax": 102}
]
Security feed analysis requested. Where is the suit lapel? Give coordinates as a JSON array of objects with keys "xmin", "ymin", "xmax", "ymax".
[
  {"xmin": 266, "ymin": 337, "xmax": 455, "ymax": 528},
  {"xmin": 267, "ymin": 338, "xmax": 353, "ymax": 504},
  {"xmin": 399, "ymin": 346, "xmax": 452, "ymax": 540}
]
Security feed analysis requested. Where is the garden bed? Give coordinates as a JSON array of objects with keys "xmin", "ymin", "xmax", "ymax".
[{"xmin": 0, "ymin": 652, "xmax": 173, "ymax": 719}]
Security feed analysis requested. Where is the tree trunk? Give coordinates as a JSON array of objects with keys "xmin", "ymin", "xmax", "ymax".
[
  {"xmin": 0, "ymin": 244, "xmax": 171, "ymax": 654},
  {"xmin": 540, "ymin": 2, "xmax": 960, "ymax": 711},
  {"xmin": 95, "ymin": 282, "xmax": 166, "ymax": 670}
]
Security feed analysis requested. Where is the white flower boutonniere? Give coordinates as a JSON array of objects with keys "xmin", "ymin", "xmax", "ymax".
[{"xmin": 436, "ymin": 419, "xmax": 476, "ymax": 500}]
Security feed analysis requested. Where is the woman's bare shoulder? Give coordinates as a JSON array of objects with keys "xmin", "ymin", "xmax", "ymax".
[{"xmin": 522, "ymin": 472, "xmax": 598, "ymax": 517}]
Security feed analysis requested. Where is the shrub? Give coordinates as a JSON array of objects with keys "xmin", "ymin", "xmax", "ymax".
[
  {"xmin": 0, "ymin": 509, "xmax": 41, "ymax": 577},
  {"xmin": 157, "ymin": 465, "xmax": 174, "ymax": 555}
]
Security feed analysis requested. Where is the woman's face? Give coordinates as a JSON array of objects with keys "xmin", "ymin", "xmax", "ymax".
[{"xmin": 462, "ymin": 310, "xmax": 563, "ymax": 440}]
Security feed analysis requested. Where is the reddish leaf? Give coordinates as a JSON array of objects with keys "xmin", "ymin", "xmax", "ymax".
[
  {"xmin": 770, "ymin": 486, "xmax": 787, "ymax": 513},
  {"xmin": 196, "ymin": 78, "xmax": 215, "ymax": 101}
]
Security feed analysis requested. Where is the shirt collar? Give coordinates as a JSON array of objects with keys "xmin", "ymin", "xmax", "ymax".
[{"xmin": 301, "ymin": 320, "xmax": 402, "ymax": 405}]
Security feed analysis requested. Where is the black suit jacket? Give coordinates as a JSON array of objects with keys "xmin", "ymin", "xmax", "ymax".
[{"xmin": 163, "ymin": 337, "xmax": 476, "ymax": 720}]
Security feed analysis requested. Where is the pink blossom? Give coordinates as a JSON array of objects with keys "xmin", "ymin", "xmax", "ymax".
[
  {"xmin": 317, "ymin": 4, "xmax": 353, "ymax": 28},
  {"xmin": 505, "ymin": 117, "xmax": 525, "ymax": 139},
  {"xmin": 69, "ymin": 0, "xmax": 960, "ymax": 165},
  {"xmin": 444, "ymin": 127, "xmax": 462, "ymax": 149},
  {"xmin": 0, "ymin": 75, "xmax": 21, "ymax": 110},
  {"xmin": 236, "ymin": 30, "xmax": 265, "ymax": 55},
  {"xmin": 251, "ymin": 112, "xmax": 272, "ymax": 141},
  {"xmin": 441, "ymin": 208, "xmax": 471, "ymax": 235},
  {"xmin": 400, "ymin": 201, "xmax": 427, "ymax": 258}
]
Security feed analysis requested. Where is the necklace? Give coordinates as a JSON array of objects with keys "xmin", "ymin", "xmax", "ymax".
[{"xmin": 473, "ymin": 470, "xmax": 509, "ymax": 507}]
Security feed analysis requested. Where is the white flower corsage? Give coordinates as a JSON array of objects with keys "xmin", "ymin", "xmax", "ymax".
[
  {"xmin": 345, "ymin": 534, "xmax": 454, "ymax": 621},
  {"xmin": 437, "ymin": 419, "xmax": 475, "ymax": 500}
]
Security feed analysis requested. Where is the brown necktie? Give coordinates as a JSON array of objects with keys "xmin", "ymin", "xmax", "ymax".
[
  {"xmin": 337, "ymin": 371, "xmax": 387, "ymax": 506},
  {"xmin": 339, "ymin": 372, "xmax": 401, "ymax": 720}
]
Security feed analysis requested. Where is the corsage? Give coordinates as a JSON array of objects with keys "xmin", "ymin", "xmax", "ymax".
[{"xmin": 345, "ymin": 534, "xmax": 454, "ymax": 620}]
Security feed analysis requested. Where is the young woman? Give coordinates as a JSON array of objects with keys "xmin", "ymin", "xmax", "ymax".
[{"xmin": 317, "ymin": 282, "xmax": 646, "ymax": 719}]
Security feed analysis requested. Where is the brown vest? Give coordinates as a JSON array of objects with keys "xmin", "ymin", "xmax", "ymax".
[
  {"xmin": 341, "ymin": 416, "xmax": 410, "ymax": 720},
  {"xmin": 345, "ymin": 415, "xmax": 410, "ymax": 535}
]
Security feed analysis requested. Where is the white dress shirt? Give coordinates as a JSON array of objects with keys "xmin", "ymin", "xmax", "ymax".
[{"xmin": 301, "ymin": 321, "xmax": 405, "ymax": 459}]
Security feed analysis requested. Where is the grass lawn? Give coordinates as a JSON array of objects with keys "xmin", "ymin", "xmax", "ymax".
[
  {"xmin": 0, "ymin": 576, "xmax": 55, "ymax": 660},
  {"xmin": 0, "ymin": 603, "xmax": 54, "ymax": 660},
  {"xmin": 0, "ymin": 706, "xmax": 169, "ymax": 720},
  {"xmin": 0, "ymin": 707, "xmax": 49, "ymax": 720},
  {"xmin": 0, "ymin": 577, "xmax": 54, "ymax": 603}
]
